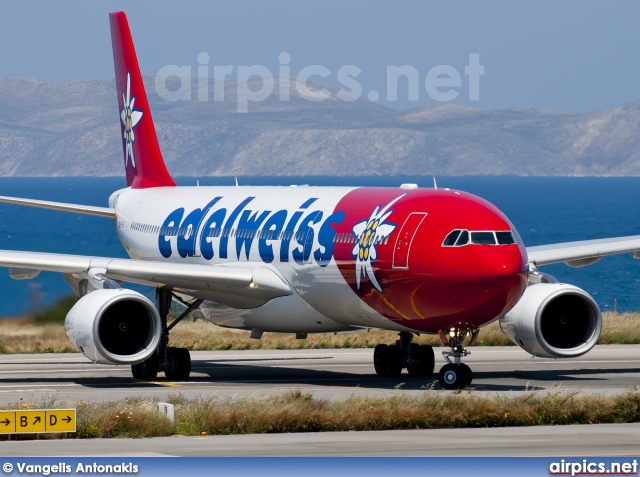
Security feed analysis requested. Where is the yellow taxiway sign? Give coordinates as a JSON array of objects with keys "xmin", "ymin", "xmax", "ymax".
[
  {"xmin": 0, "ymin": 409, "xmax": 75, "ymax": 434},
  {"xmin": 16, "ymin": 410, "xmax": 46, "ymax": 433},
  {"xmin": 0, "ymin": 411, "xmax": 16, "ymax": 434},
  {"xmin": 45, "ymin": 409, "xmax": 76, "ymax": 433}
]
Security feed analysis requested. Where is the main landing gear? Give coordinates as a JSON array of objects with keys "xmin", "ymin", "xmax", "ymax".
[
  {"xmin": 373, "ymin": 332, "xmax": 435, "ymax": 377},
  {"xmin": 131, "ymin": 287, "xmax": 202, "ymax": 381},
  {"xmin": 437, "ymin": 326, "xmax": 479, "ymax": 390}
]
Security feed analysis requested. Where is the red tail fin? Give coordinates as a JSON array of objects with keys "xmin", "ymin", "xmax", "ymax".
[{"xmin": 109, "ymin": 12, "xmax": 175, "ymax": 189}]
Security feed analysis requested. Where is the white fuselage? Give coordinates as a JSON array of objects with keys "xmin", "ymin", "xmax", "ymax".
[{"xmin": 111, "ymin": 185, "xmax": 413, "ymax": 334}]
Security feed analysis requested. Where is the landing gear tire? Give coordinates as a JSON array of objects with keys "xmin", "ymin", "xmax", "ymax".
[
  {"xmin": 388, "ymin": 345, "xmax": 403, "ymax": 376},
  {"xmin": 373, "ymin": 344, "xmax": 389, "ymax": 376},
  {"xmin": 131, "ymin": 354, "xmax": 159, "ymax": 380},
  {"xmin": 407, "ymin": 344, "xmax": 435, "ymax": 376},
  {"xmin": 438, "ymin": 363, "xmax": 472, "ymax": 390},
  {"xmin": 164, "ymin": 347, "xmax": 191, "ymax": 380},
  {"xmin": 438, "ymin": 364, "xmax": 467, "ymax": 390},
  {"xmin": 459, "ymin": 363, "xmax": 472, "ymax": 386},
  {"xmin": 374, "ymin": 344, "xmax": 402, "ymax": 377}
]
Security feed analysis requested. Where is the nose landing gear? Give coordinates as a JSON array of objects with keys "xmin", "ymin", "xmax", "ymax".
[
  {"xmin": 373, "ymin": 332, "xmax": 435, "ymax": 377},
  {"xmin": 437, "ymin": 327, "xmax": 478, "ymax": 390}
]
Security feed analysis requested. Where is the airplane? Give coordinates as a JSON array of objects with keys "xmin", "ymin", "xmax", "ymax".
[{"xmin": 1, "ymin": 11, "xmax": 640, "ymax": 390}]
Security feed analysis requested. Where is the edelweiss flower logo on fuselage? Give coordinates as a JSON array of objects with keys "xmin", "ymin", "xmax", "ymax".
[
  {"xmin": 120, "ymin": 72, "xmax": 143, "ymax": 169},
  {"xmin": 352, "ymin": 194, "xmax": 406, "ymax": 292}
]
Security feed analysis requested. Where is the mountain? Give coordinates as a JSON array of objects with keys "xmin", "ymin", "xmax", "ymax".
[{"xmin": 0, "ymin": 77, "xmax": 639, "ymax": 177}]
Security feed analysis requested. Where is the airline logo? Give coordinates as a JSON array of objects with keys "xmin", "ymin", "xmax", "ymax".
[
  {"xmin": 158, "ymin": 197, "xmax": 345, "ymax": 268},
  {"xmin": 351, "ymin": 194, "xmax": 404, "ymax": 291},
  {"xmin": 120, "ymin": 72, "xmax": 143, "ymax": 170}
]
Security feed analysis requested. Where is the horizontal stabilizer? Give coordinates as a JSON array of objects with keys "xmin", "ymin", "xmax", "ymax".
[{"xmin": 0, "ymin": 196, "xmax": 115, "ymax": 218}]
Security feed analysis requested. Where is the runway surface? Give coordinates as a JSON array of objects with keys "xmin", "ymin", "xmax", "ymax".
[
  {"xmin": 3, "ymin": 423, "xmax": 640, "ymax": 456},
  {"xmin": 0, "ymin": 345, "xmax": 639, "ymax": 405},
  {"xmin": 2, "ymin": 345, "xmax": 640, "ymax": 456}
]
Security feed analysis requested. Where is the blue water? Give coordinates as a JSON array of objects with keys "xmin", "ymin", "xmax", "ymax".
[{"xmin": 0, "ymin": 176, "xmax": 639, "ymax": 316}]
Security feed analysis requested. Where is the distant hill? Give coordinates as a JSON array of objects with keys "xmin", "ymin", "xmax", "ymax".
[{"xmin": 0, "ymin": 77, "xmax": 639, "ymax": 177}]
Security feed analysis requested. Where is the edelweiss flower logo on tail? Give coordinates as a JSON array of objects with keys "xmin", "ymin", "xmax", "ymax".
[
  {"xmin": 352, "ymin": 194, "xmax": 406, "ymax": 292},
  {"xmin": 120, "ymin": 72, "xmax": 143, "ymax": 169}
]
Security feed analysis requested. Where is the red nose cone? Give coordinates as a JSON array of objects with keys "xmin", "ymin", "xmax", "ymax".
[{"xmin": 334, "ymin": 187, "xmax": 529, "ymax": 334}]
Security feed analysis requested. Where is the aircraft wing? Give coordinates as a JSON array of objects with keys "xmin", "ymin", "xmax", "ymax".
[
  {"xmin": 527, "ymin": 235, "xmax": 640, "ymax": 267},
  {"xmin": 0, "ymin": 250, "xmax": 292, "ymax": 308},
  {"xmin": 0, "ymin": 195, "xmax": 115, "ymax": 218}
]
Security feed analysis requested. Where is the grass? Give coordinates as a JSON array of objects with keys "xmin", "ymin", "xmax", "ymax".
[
  {"xmin": 2, "ymin": 310, "xmax": 640, "ymax": 354},
  {"xmin": 2, "ymin": 389, "xmax": 640, "ymax": 440}
]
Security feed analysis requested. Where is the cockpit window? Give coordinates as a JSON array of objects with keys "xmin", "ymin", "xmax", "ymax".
[
  {"xmin": 471, "ymin": 232, "xmax": 496, "ymax": 245},
  {"xmin": 455, "ymin": 230, "xmax": 469, "ymax": 246},
  {"xmin": 442, "ymin": 229, "xmax": 518, "ymax": 247},
  {"xmin": 495, "ymin": 231, "xmax": 516, "ymax": 245},
  {"xmin": 443, "ymin": 230, "xmax": 461, "ymax": 246}
]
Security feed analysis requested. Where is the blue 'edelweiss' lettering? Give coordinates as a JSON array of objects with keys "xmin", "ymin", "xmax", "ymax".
[
  {"xmin": 159, "ymin": 208, "xmax": 184, "ymax": 258},
  {"xmin": 177, "ymin": 197, "xmax": 221, "ymax": 258},
  {"xmin": 157, "ymin": 196, "xmax": 343, "ymax": 267},
  {"xmin": 220, "ymin": 197, "xmax": 254, "ymax": 259},
  {"xmin": 236, "ymin": 209, "xmax": 271, "ymax": 259}
]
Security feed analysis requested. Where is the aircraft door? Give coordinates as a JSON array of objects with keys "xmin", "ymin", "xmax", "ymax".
[{"xmin": 392, "ymin": 212, "xmax": 427, "ymax": 269}]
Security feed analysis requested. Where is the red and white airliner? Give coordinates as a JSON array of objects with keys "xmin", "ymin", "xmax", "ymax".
[{"xmin": 1, "ymin": 12, "xmax": 639, "ymax": 389}]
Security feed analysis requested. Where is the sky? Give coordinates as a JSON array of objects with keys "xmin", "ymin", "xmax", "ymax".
[{"xmin": 1, "ymin": 0, "xmax": 639, "ymax": 113}]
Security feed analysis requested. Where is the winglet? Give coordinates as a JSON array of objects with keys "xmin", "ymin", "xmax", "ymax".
[{"xmin": 109, "ymin": 11, "xmax": 175, "ymax": 189}]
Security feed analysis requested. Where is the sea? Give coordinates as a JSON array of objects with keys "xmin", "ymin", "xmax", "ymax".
[{"xmin": 1, "ymin": 176, "xmax": 639, "ymax": 317}]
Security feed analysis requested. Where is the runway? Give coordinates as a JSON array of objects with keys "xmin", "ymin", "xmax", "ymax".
[
  {"xmin": 2, "ymin": 345, "xmax": 640, "ymax": 456},
  {"xmin": 0, "ymin": 345, "xmax": 639, "ymax": 405},
  {"xmin": 3, "ymin": 423, "xmax": 640, "ymax": 457}
]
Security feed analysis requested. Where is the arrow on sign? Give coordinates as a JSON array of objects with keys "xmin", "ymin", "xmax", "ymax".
[
  {"xmin": 34, "ymin": 416, "xmax": 41, "ymax": 425},
  {"xmin": 0, "ymin": 419, "xmax": 9, "ymax": 426},
  {"xmin": 62, "ymin": 416, "xmax": 72, "ymax": 424}
]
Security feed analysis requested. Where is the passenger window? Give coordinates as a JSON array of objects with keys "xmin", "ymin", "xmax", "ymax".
[
  {"xmin": 443, "ymin": 230, "xmax": 461, "ymax": 246},
  {"xmin": 455, "ymin": 230, "xmax": 469, "ymax": 246},
  {"xmin": 495, "ymin": 231, "xmax": 516, "ymax": 245},
  {"xmin": 471, "ymin": 232, "xmax": 496, "ymax": 245}
]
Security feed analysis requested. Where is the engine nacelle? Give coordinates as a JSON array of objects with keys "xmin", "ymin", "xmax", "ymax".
[
  {"xmin": 500, "ymin": 283, "xmax": 602, "ymax": 359},
  {"xmin": 65, "ymin": 289, "xmax": 162, "ymax": 365}
]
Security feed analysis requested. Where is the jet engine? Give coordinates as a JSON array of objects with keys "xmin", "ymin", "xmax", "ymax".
[
  {"xmin": 499, "ymin": 283, "xmax": 602, "ymax": 359},
  {"xmin": 65, "ymin": 288, "xmax": 162, "ymax": 365}
]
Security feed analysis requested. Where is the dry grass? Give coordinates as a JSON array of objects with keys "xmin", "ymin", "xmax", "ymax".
[
  {"xmin": 2, "ymin": 312, "xmax": 640, "ymax": 354},
  {"xmin": 2, "ymin": 390, "xmax": 640, "ymax": 440},
  {"xmin": 0, "ymin": 318, "xmax": 77, "ymax": 354},
  {"xmin": 598, "ymin": 312, "xmax": 640, "ymax": 344},
  {"xmin": 172, "ymin": 390, "xmax": 640, "ymax": 434}
]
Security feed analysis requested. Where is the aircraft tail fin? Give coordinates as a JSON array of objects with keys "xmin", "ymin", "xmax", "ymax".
[{"xmin": 109, "ymin": 11, "xmax": 175, "ymax": 189}]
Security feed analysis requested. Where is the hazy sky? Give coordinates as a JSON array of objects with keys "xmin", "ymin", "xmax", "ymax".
[{"xmin": 1, "ymin": 0, "xmax": 639, "ymax": 113}]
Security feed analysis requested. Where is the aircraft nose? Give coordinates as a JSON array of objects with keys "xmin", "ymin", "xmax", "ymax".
[
  {"xmin": 501, "ymin": 245, "xmax": 528, "ymax": 275},
  {"xmin": 475, "ymin": 243, "xmax": 529, "ymax": 279},
  {"xmin": 473, "ymin": 244, "xmax": 529, "ymax": 318}
]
